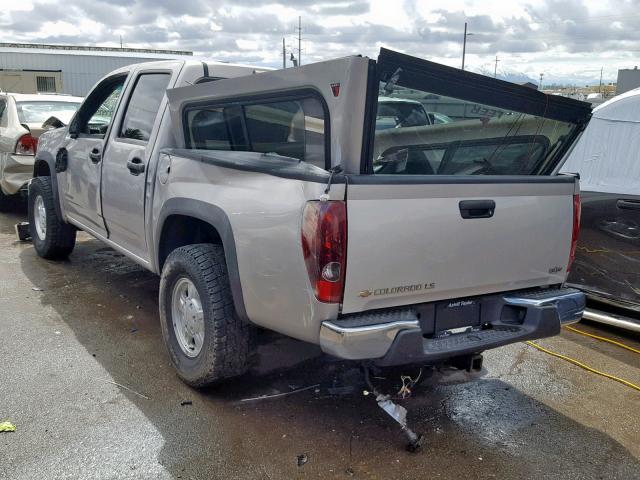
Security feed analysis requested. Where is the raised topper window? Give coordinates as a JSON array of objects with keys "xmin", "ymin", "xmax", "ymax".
[{"xmin": 373, "ymin": 84, "xmax": 573, "ymax": 175}]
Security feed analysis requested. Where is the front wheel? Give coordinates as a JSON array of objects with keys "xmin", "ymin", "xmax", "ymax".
[
  {"xmin": 159, "ymin": 244, "xmax": 252, "ymax": 387},
  {"xmin": 28, "ymin": 176, "xmax": 76, "ymax": 259}
]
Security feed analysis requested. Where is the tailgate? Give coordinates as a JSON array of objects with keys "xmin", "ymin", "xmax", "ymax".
[
  {"xmin": 340, "ymin": 49, "xmax": 590, "ymax": 314},
  {"xmin": 341, "ymin": 177, "xmax": 577, "ymax": 313}
]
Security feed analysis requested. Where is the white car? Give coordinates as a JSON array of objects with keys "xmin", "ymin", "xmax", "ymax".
[{"xmin": 0, "ymin": 93, "xmax": 82, "ymax": 202}]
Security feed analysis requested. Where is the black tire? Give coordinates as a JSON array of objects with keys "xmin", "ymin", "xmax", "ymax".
[
  {"xmin": 159, "ymin": 243, "xmax": 252, "ymax": 387},
  {"xmin": 28, "ymin": 176, "xmax": 76, "ymax": 259}
]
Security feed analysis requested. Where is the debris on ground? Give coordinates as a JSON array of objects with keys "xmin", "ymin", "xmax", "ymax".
[
  {"xmin": 240, "ymin": 384, "xmax": 320, "ymax": 403},
  {"xmin": 296, "ymin": 454, "xmax": 308, "ymax": 467},
  {"xmin": 31, "ymin": 287, "xmax": 43, "ymax": 292},
  {"xmin": 0, "ymin": 422, "xmax": 16, "ymax": 432},
  {"xmin": 397, "ymin": 369, "xmax": 423, "ymax": 399},
  {"xmin": 180, "ymin": 400, "xmax": 192, "ymax": 406},
  {"xmin": 364, "ymin": 366, "xmax": 425, "ymax": 452},
  {"xmin": 105, "ymin": 380, "xmax": 150, "ymax": 400},
  {"xmin": 15, "ymin": 222, "xmax": 30, "ymax": 242}
]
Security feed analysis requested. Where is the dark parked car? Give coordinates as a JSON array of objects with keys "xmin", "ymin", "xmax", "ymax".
[{"xmin": 562, "ymin": 88, "xmax": 640, "ymax": 332}]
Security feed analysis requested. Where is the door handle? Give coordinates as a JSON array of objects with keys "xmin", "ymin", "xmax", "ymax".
[
  {"xmin": 459, "ymin": 200, "xmax": 496, "ymax": 219},
  {"xmin": 89, "ymin": 148, "xmax": 102, "ymax": 163},
  {"xmin": 616, "ymin": 199, "xmax": 640, "ymax": 210},
  {"xmin": 127, "ymin": 157, "xmax": 146, "ymax": 176}
]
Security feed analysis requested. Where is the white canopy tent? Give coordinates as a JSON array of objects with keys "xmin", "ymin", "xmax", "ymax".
[{"xmin": 561, "ymin": 88, "xmax": 640, "ymax": 195}]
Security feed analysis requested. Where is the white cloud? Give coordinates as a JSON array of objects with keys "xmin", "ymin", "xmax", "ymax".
[{"xmin": 0, "ymin": 0, "xmax": 637, "ymax": 84}]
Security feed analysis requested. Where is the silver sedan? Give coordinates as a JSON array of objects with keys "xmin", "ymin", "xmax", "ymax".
[{"xmin": 0, "ymin": 93, "xmax": 82, "ymax": 202}]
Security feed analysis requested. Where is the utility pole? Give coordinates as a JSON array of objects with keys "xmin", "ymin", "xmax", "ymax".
[
  {"xmin": 120, "ymin": 35, "xmax": 123, "ymax": 49},
  {"xmin": 461, "ymin": 22, "xmax": 473, "ymax": 71},
  {"xmin": 494, "ymin": 55, "xmax": 500, "ymax": 78},
  {"xmin": 462, "ymin": 22, "xmax": 467, "ymax": 70},
  {"xmin": 282, "ymin": 38, "xmax": 286, "ymax": 69},
  {"xmin": 539, "ymin": 73, "xmax": 544, "ymax": 90},
  {"xmin": 297, "ymin": 16, "xmax": 302, "ymax": 66},
  {"xmin": 599, "ymin": 66, "xmax": 603, "ymax": 95}
]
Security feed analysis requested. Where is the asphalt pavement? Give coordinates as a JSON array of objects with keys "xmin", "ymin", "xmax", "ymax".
[{"xmin": 1, "ymin": 201, "xmax": 639, "ymax": 480}]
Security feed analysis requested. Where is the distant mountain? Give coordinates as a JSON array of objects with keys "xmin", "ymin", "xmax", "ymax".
[
  {"xmin": 472, "ymin": 67, "xmax": 537, "ymax": 85},
  {"xmin": 471, "ymin": 66, "xmax": 615, "ymax": 88}
]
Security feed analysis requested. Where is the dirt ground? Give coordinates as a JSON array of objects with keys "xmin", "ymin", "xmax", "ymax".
[{"xmin": 1, "ymin": 202, "xmax": 639, "ymax": 480}]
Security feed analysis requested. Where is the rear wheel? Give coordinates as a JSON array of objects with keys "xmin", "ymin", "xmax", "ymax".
[
  {"xmin": 159, "ymin": 243, "xmax": 252, "ymax": 387},
  {"xmin": 28, "ymin": 176, "xmax": 76, "ymax": 259}
]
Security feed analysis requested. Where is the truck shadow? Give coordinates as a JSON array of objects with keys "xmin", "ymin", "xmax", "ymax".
[
  {"xmin": 560, "ymin": 318, "xmax": 640, "ymax": 370},
  {"xmin": 17, "ymin": 236, "xmax": 640, "ymax": 479}
]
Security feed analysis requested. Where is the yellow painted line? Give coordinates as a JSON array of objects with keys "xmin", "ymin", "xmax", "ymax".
[{"xmin": 525, "ymin": 341, "xmax": 640, "ymax": 393}]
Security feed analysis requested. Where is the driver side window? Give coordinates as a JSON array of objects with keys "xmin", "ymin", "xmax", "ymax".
[{"xmin": 74, "ymin": 75, "xmax": 126, "ymax": 138}]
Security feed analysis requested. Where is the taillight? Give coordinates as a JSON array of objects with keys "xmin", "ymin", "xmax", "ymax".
[
  {"xmin": 567, "ymin": 194, "xmax": 581, "ymax": 273},
  {"xmin": 15, "ymin": 134, "xmax": 38, "ymax": 155},
  {"xmin": 301, "ymin": 200, "xmax": 347, "ymax": 303}
]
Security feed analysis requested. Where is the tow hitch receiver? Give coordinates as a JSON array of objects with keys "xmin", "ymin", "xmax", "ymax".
[{"xmin": 450, "ymin": 353, "xmax": 484, "ymax": 372}]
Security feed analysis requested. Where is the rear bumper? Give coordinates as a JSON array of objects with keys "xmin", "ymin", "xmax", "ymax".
[
  {"xmin": 0, "ymin": 153, "xmax": 35, "ymax": 195},
  {"xmin": 320, "ymin": 287, "xmax": 585, "ymax": 365}
]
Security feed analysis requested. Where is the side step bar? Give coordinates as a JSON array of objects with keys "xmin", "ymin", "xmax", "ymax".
[{"xmin": 582, "ymin": 309, "xmax": 640, "ymax": 333}]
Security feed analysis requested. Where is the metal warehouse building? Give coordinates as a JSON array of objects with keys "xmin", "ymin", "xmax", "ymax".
[{"xmin": 0, "ymin": 43, "xmax": 193, "ymax": 97}]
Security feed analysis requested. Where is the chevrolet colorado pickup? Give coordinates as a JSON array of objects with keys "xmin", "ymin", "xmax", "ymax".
[{"xmin": 28, "ymin": 49, "xmax": 590, "ymax": 387}]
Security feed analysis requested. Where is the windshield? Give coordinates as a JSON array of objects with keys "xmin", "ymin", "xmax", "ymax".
[
  {"xmin": 372, "ymin": 82, "xmax": 576, "ymax": 176},
  {"xmin": 16, "ymin": 101, "xmax": 81, "ymax": 125}
]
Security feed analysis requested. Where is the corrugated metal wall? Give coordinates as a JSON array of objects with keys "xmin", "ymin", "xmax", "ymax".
[
  {"xmin": 616, "ymin": 69, "xmax": 640, "ymax": 95},
  {"xmin": 0, "ymin": 51, "xmax": 175, "ymax": 96}
]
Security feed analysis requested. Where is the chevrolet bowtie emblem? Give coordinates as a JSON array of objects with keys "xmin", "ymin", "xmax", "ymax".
[{"xmin": 358, "ymin": 290, "xmax": 372, "ymax": 298}]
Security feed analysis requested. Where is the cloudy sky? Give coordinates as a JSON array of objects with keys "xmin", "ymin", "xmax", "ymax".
[{"xmin": 0, "ymin": 0, "xmax": 638, "ymax": 85}]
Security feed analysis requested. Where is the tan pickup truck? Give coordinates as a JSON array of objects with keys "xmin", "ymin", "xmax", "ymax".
[{"xmin": 29, "ymin": 49, "xmax": 589, "ymax": 387}]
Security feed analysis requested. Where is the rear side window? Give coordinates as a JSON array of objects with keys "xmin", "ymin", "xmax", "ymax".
[
  {"xmin": 119, "ymin": 73, "xmax": 171, "ymax": 142},
  {"xmin": 185, "ymin": 95, "xmax": 327, "ymax": 169},
  {"xmin": 187, "ymin": 108, "xmax": 231, "ymax": 150}
]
